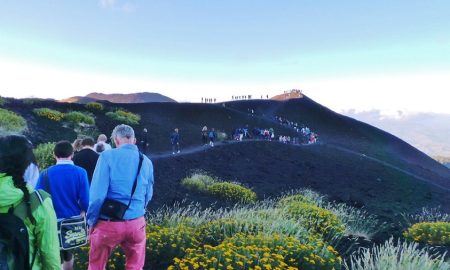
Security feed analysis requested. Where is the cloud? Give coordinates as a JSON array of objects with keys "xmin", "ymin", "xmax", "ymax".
[{"xmin": 99, "ymin": 0, "xmax": 116, "ymax": 8}]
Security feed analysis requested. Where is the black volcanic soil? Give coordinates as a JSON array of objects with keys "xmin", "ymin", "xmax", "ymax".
[{"xmin": 4, "ymin": 96, "xmax": 450, "ymax": 239}]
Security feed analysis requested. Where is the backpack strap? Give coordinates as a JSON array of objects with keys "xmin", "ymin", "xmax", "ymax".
[{"xmin": 13, "ymin": 189, "xmax": 50, "ymax": 269}]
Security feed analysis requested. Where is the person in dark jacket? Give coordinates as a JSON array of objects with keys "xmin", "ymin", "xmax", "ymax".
[
  {"xmin": 170, "ymin": 128, "xmax": 180, "ymax": 154},
  {"xmin": 73, "ymin": 137, "xmax": 99, "ymax": 184},
  {"xmin": 140, "ymin": 128, "xmax": 149, "ymax": 155}
]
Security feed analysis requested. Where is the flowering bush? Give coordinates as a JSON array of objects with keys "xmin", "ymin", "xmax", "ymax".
[
  {"xmin": 33, "ymin": 142, "xmax": 56, "ymax": 170},
  {"xmin": 146, "ymin": 223, "xmax": 200, "ymax": 268},
  {"xmin": 0, "ymin": 108, "xmax": 26, "ymax": 134},
  {"xmin": 33, "ymin": 108, "xmax": 64, "ymax": 121},
  {"xmin": 403, "ymin": 222, "xmax": 450, "ymax": 246},
  {"xmin": 207, "ymin": 182, "xmax": 257, "ymax": 204},
  {"xmin": 285, "ymin": 202, "xmax": 345, "ymax": 238},
  {"xmin": 74, "ymin": 246, "xmax": 125, "ymax": 270},
  {"xmin": 106, "ymin": 110, "xmax": 140, "ymax": 125},
  {"xmin": 64, "ymin": 111, "xmax": 95, "ymax": 125},
  {"xmin": 85, "ymin": 102, "xmax": 104, "ymax": 111},
  {"xmin": 169, "ymin": 233, "xmax": 341, "ymax": 270}
]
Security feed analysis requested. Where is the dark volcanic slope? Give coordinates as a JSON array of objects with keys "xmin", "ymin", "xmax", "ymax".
[
  {"xmin": 4, "ymin": 96, "xmax": 450, "ymax": 223},
  {"xmin": 152, "ymin": 141, "xmax": 450, "ymax": 217}
]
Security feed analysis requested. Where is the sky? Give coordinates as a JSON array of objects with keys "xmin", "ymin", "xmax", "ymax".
[{"xmin": 0, "ymin": 0, "xmax": 450, "ymax": 115}]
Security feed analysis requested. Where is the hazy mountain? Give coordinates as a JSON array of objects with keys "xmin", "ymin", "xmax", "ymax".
[
  {"xmin": 343, "ymin": 110, "xmax": 450, "ymax": 158},
  {"xmin": 61, "ymin": 92, "xmax": 176, "ymax": 104}
]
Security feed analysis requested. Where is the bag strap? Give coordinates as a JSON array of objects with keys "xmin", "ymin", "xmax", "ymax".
[{"xmin": 126, "ymin": 152, "xmax": 144, "ymax": 210}]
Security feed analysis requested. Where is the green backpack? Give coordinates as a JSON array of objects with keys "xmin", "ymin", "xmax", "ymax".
[{"xmin": 0, "ymin": 190, "xmax": 49, "ymax": 270}]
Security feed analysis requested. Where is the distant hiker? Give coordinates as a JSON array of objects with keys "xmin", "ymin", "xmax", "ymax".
[
  {"xmin": 202, "ymin": 126, "xmax": 208, "ymax": 145},
  {"xmin": 208, "ymin": 128, "xmax": 217, "ymax": 147},
  {"xmin": 72, "ymin": 138, "xmax": 83, "ymax": 153},
  {"xmin": 87, "ymin": 124, "xmax": 154, "ymax": 270},
  {"xmin": 0, "ymin": 135, "xmax": 60, "ymax": 270},
  {"xmin": 73, "ymin": 137, "xmax": 99, "ymax": 185},
  {"xmin": 36, "ymin": 140, "xmax": 90, "ymax": 270},
  {"xmin": 171, "ymin": 128, "xmax": 180, "ymax": 154},
  {"xmin": 94, "ymin": 134, "xmax": 112, "ymax": 153},
  {"xmin": 140, "ymin": 128, "xmax": 150, "ymax": 155}
]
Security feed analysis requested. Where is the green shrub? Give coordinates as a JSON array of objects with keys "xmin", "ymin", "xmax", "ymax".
[
  {"xmin": 344, "ymin": 238, "xmax": 450, "ymax": 270},
  {"xmin": 169, "ymin": 233, "xmax": 341, "ymax": 270},
  {"xmin": 106, "ymin": 110, "xmax": 140, "ymax": 125},
  {"xmin": 33, "ymin": 142, "xmax": 55, "ymax": 170},
  {"xmin": 181, "ymin": 173, "xmax": 216, "ymax": 192},
  {"xmin": 85, "ymin": 102, "xmax": 104, "ymax": 111},
  {"xmin": 0, "ymin": 108, "xmax": 27, "ymax": 134},
  {"xmin": 64, "ymin": 111, "xmax": 95, "ymax": 125},
  {"xmin": 207, "ymin": 182, "xmax": 257, "ymax": 204},
  {"xmin": 285, "ymin": 202, "xmax": 345, "ymax": 237},
  {"xmin": 0, "ymin": 96, "xmax": 5, "ymax": 107},
  {"xmin": 277, "ymin": 194, "xmax": 318, "ymax": 208},
  {"xmin": 403, "ymin": 222, "xmax": 450, "ymax": 246},
  {"xmin": 33, "ymin": 108, "xmax": 64, "ymax": 121}
]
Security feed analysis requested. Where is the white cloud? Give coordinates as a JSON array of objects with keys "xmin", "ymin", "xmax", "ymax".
[{"xmin": 99, "ymin": 0, "xmax": 116, "ymax": 8}]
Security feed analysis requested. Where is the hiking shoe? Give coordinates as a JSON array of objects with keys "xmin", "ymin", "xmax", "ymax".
[
  {"xmin": 172, "ymin": 152, "xmax": 175, "ymax": 155},
  {"xmin": 177, "ymin": 150, "xmax": 180, "ymax": 153}
]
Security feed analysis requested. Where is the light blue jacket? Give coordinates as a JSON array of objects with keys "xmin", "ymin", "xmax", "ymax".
[{"xmin": 86, "ymin": 144, "xmax": 154, "ymax": 227}]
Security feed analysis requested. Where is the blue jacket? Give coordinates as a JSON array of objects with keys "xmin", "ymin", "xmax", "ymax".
[
  {"xmin": 86, "ymin": 144, "xmax": 154, "ymax": 227},
  {"xmin": 36, "ymin": 161, "xmax": 90, "ymax": 219}
]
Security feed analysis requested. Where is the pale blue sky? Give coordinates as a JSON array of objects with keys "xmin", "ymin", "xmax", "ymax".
[{"xmin": 0, "ymin": 1, "xmax": 450, "ymax": 113}]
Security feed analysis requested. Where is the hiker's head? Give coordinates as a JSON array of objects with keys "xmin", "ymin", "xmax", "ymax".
[
  {"xmin": 97, "ymin": 134, "xmax": 108, "ymax": 143},
  {"xmin": 111, "ymin": 124, "xmax": 136, "ymax": 146},
  {"xmin": 81, "ymin": 137, "xmax": 95, "ymax": 148},
  {"xmin": 0, "ymin": 135, "xmax": 34, "ymax": 183},
  {"xmin": 175, "ymin": 128, "xmax": 179, "ymax": 133},
  {"xmin": 54, "ymin": 141, "xmax": 74, "ymax": 159}
]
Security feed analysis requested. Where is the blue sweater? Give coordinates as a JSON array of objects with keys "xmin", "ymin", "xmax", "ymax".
[
  {"xmin": 36, "ymin": 161, "xmax": 90, "ymax": 219},
  {"xmin": 87, "ymin": 144, "xmax": 154, "ymax": 227}
]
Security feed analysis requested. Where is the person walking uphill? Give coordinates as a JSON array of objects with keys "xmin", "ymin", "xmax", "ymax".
[
  {"xmin": 0, "ymin": 135, "xmax": 60, "ymax": 270},
  {"xmin": 87, "ymin": 124, "xmax": 154, "ymax": 270},
  {"xmin": 36, "ymin": 141, "xmax": 90, "ymax": 270},
  {"xmin": 171, "ymin": 128, "xmax": 180, "ymax": 154}
]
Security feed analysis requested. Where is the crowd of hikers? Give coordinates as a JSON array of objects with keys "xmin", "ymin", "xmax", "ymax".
[
  {"xmin": 0, "ymin": 114, "xmax": 319, "ymax": 269},
  {"xmin": 0, "ymin": 124, "xmax": 154, "ymax": 270}
]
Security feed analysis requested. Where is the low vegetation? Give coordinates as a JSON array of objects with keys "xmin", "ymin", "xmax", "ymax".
[
  {"xmin": 181, "ymin": 172, "xmax": 257, "ymax": 204},
  {"xmin": 33, "ymin": 108, "xmax": 64, "ymax": 122},
  {"xmin": 64, "ymin": 111, "xmax": 95, "ymax": 125},
  {"xmin": 106, "ymin": 109, "xmax": 140, "ymax": 125},
  {"xmin": 345, "ymin": 238, "xmax": 449, "ymax": 270},
  {"xmin": 85, "ymin": 102, "xmax": 104, "ymax": 111},
  {"xmin": 0, "ymin": 96, "xmax": 5, "ymax": 106},
  {"xmin": 403, "ymin": 222, "xmax": 450, "ymax": 246},
  {"xmin": 70, "ymin": 187, "xmax": 450, "ymax": 270},
  {"xmin": 33, "ymin": 142, "xmax": 56, "ymax": 170},
  {"xmin": 0, "ymin": 108, "xmax": 27, "ymax": 134}
]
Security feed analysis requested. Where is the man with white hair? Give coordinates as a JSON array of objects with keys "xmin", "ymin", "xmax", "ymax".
[{"xmin": 87, "ymin": 124, "xmax": 154, "ymax": 270}]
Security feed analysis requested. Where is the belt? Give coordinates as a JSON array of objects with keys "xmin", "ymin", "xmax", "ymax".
[{"xmin": 99, "ymin": 217, "xmax": 140, "ymax": 222}]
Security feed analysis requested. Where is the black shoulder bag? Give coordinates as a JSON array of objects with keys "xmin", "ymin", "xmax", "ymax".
[{"xmin": 100, "ymin": 152, "xmax": 144, "ymax": 220}]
